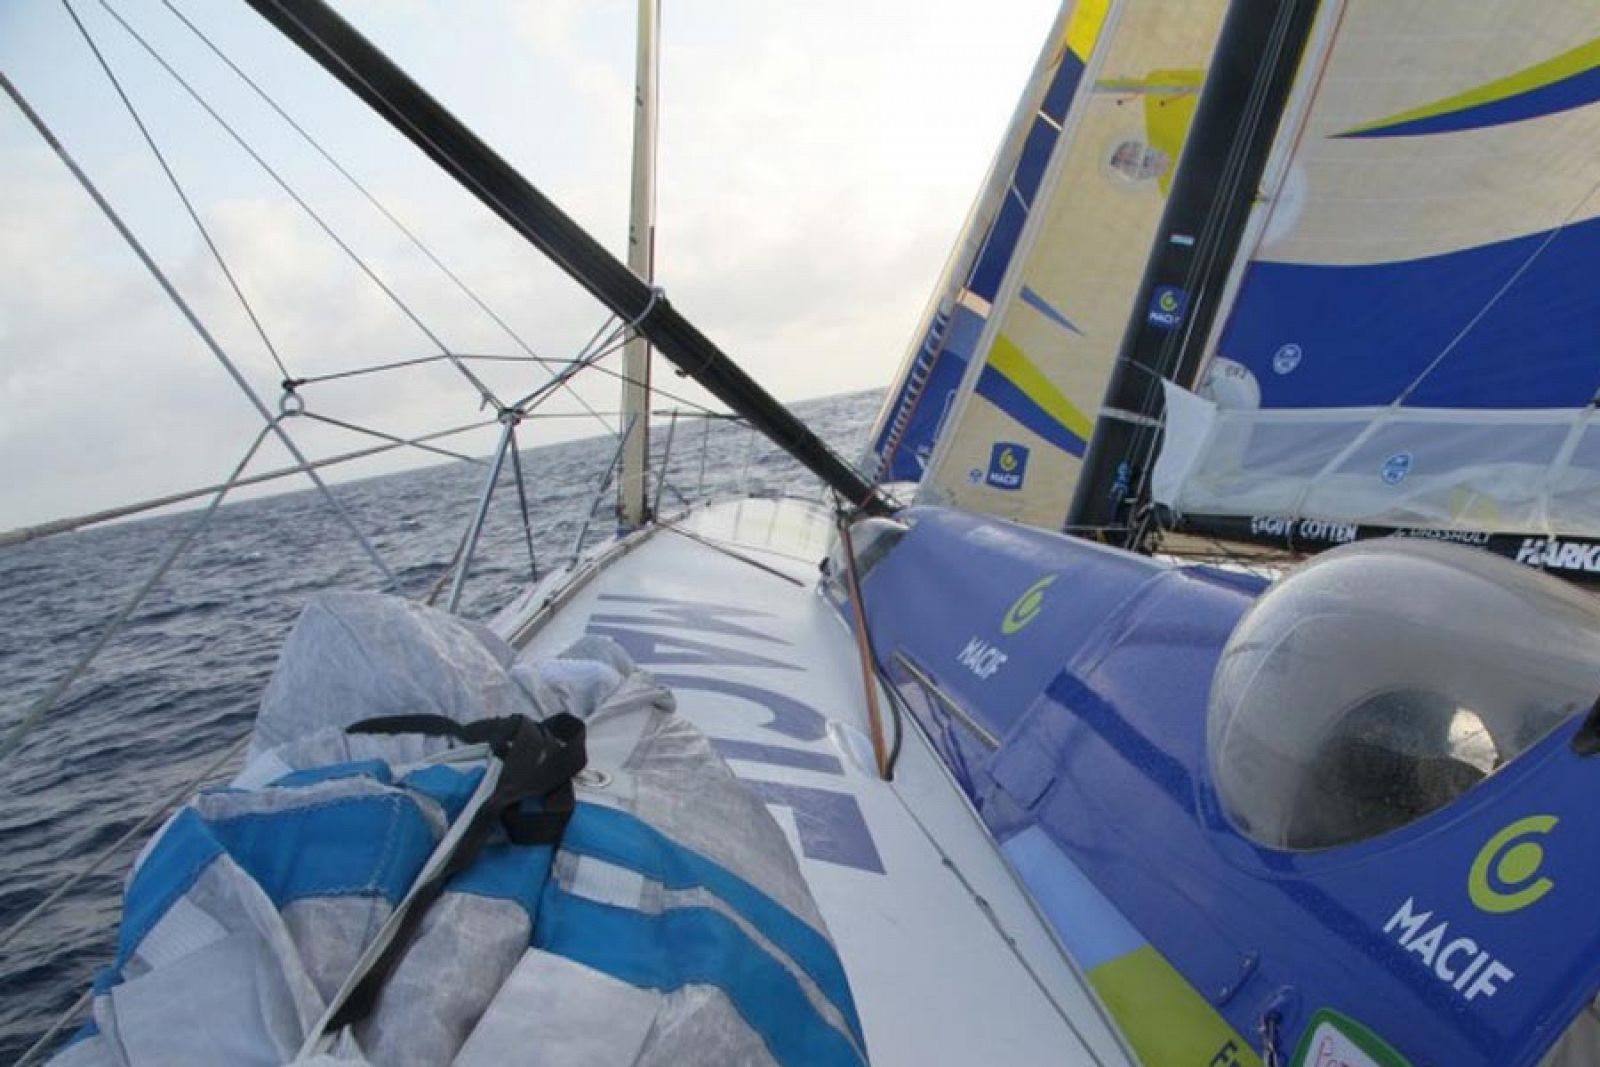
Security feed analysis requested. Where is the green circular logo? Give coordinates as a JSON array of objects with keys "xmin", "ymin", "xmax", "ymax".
[
  {"xmin": 1158, "ymin": 290, "xmax": 1178, "ymax": 312},
  {"xmin": 1001, "ymin": 574, "xmax": 1057, "ymax": 635},
  {"xmin": 1469, "ymin": 815, "xmax": 1557, "ymax": 914}
]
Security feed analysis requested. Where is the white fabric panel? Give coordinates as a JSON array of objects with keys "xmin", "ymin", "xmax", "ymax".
[
  {"xmin": 453, "ymin": 950, "xmax": 658, "ymax": 1067},
  {"xmin": 250, "ymin": 592, "xmax": 537, "ymax": 760},
  {"xmin": 1157, "ymin": 389, "xmax": 1598, "ymax": 535},
  {"xmin": 130, "ymin": 896, "xmax": 227, "ymax": 972},
  {"xmin": 1152, "ymin": 381, "xmax": 1217, "ymax": 506}
]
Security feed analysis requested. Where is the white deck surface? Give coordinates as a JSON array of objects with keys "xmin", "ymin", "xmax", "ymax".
[{"xmin": 502, "ymin": 498, "xmax": 1133, "ymax": 1066}]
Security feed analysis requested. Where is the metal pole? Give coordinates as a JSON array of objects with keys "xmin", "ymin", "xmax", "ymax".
[
  {"xmin": 651, "ymin": 408, "xmax": 678, "ymax": 519},
  {"xmin": 447, "ymin": 414, "xmax": 517, "ymax": 614},
  {"xmin": 619, "ymin": 0, "xmax": 659, "ymax": 527},
  {"xmin": 570, "ymin": 415, "xmax": 636, "ymax": 566}
]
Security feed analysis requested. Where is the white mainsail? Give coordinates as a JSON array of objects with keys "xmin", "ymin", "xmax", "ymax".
[{"xmin": 915, "ymin": 0, "xmax": 1228, "ymax": 530}]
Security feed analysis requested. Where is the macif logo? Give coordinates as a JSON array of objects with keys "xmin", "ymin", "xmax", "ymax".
[
  {"xmin": 1146, "ymin": 285, "xmax": 1189, "ymax": 330},
  {"xmin": 986, "ymin": 442, "xmax": 1029, "ymax": 491}
]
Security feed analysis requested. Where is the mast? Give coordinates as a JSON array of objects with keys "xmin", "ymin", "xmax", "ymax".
[
  {"xmin": 1065, "ymin": 0, "xmax": 1320, "ymax": 538},
  {"xmin": 618, "ymin": 0, "xmax": 659, "ymax": 529},
  {"xmin": 242, "ymin": 0, "xmax": 891, "ymax": 516}
]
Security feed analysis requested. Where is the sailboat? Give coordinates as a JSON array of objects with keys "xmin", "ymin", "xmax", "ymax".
[{"xmin": 10, "ymin": 0, "xmax": 1600, "ymax": 1065}]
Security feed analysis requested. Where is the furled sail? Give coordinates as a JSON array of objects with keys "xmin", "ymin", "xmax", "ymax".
[
  {"xmin": 1154, "ymin": 3, "xmax": 1600, "ymax": 544},
  {"xmin": 910, "ymin": 0, "xmax": 1229, "ymax": 529},
  {"xmin": 864, "ymin": 1, "xmax": 1093, "ymax": 486}
]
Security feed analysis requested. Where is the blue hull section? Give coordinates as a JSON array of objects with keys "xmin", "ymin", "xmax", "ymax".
[{"xmin": 860, "ymin": 507, "xmax": 1600, "ymax": 1067}]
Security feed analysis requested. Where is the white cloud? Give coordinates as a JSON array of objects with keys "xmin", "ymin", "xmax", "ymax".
[{"xmin": 0, "ymin": 0, "xmax": 1057, "ymax": 529}]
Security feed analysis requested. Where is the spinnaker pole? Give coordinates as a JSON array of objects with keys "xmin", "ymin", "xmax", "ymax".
[
  {"xmin": 242, "ymin": 0, "xmax": 892, "ymax": 515},
  {"xmin": 619, "ymin": 0, "xmax": 660, "ymax": 529}
]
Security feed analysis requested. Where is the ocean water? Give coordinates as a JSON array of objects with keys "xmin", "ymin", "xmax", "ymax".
[{"xmin": 0, "ymin": 388, "xmax": 884, "ymax": 1060}]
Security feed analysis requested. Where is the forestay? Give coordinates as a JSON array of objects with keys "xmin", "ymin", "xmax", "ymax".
[{"xmin": 1154, "ymin": 2, "xmax": 1600, "ymax": 537}]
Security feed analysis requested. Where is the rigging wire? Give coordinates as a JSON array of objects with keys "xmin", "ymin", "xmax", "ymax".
[
  {"xmin": 60, "ymin": 0, "xmax": 293, "ymax": 384},
  {"xmin": 0, "ymin": 416, "xmax": 275, "ymax": 763},
  {"xmin": 299, "ymin": 410, "xmax": 483, "ymax": 465},
  {"xmin": 91, "ymin": 0, "xmax": 504, "ymax": 411},
  {"xmin": 8, "ymin": 732, "xmax": 252, "ymax": 1067},
  {"xmin": 507, "ymin": 424, "xmax": 540, "ymax": 583},
  {"xmin": 0, "ymin": 416, "xmax": 498, "ymax": 548},
  {"xmin": 152, "ymin": 0, "xmax": 621, "ymax": 435},
  {"xmin": 0, "ymin": 67, "xmax": 393, "ymax": 585}
]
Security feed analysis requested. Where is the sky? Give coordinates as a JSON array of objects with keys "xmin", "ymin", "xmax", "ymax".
[{"xmin": 0, "ymin": 0, "xmax": 1059, "ymax": 530}]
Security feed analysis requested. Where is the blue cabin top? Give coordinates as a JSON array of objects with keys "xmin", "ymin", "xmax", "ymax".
[{"xmin": 858, "ymin": 506, "xmax": 1600, "ymax": 1067}]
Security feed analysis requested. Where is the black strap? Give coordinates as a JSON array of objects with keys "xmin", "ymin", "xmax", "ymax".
[{"xmin": 326, "ymin": 712, "xmax": 587, "ymax": 1029}]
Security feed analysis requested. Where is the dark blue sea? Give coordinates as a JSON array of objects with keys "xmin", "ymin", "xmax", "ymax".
[{"xmin": 0, "ymin": 388, "xmax": 883, "ymax": 1061}]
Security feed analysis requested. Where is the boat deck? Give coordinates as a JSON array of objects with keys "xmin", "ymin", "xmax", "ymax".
[{"xmin": 499, "ymin": 497, "xmax": 1133, "ymax": 1066}]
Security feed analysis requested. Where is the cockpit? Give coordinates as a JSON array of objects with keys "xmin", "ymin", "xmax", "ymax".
[{"xmin": 1207, "ymin": 539, "xmax": 1600, "ymax": 851}]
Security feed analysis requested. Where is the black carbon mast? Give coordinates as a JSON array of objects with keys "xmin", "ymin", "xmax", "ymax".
[
  {"xmin": 1066, "ymin": 0, "xmax": 1321, "ymax": 541},
  {"xmin": 240, "ymin": 0, "xmax": 891, "ymax": 516}
]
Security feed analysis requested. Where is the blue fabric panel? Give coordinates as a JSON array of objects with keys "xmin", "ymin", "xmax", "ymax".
[
  {"xmin": 402, "ymin": 764, "xmax": 484, "ymax": 822},
  {"xmin": 66, "ymin": 1020, "xmax": 99, "ymax": 1046},
  {"xmin": 1221, "ymin": 216, "xmax": 1600, "ymax": 409},
  {"xmin": 970, "ymin": 117, "xmax": 1062, "ymax": 303},
  {"xmin": 1342, "ymin": 65, "xmax": 1600, "ymax": 139},
  {"xmin": 271, "ymin": 760, "xmax": 392, "ymax": 789},
  {"xmin": 1012, "ymin": 116, "xmax": 1058, "ymax": 206},
  {"xmin": 971, "ymin": 198, "xmax": 1027, "ymax": 302},
  {"xmin": 974, "ymin": 364, "xmax": 1087, "ymax": 456},
  {"xmin": 209, "ymin": 794, "xmax": 437, "ymax": 908},
  {"xmin": 888, "ymin": 298, "xmax": 989, "ymax": 485},
  {"xmin": 1020, "ymin": 285, "xmax": 1083, "ymax": 335},
  {"xmin": 538, "ymin": 891, "xmax": 865, "ymax": 1067},
  {"xmin": 1041, "ymin": 50, "xmax": 1088, "ymax": 124},
  {"xmin": 560, "ymin": 804, "xmax": 863, "ymax": 1045},
  {"xmin": 117, "ymin": 808, "xmax": 221, "ymax": 966},
  {"xmin": 447, "ymin": 839, "xmax": 552, "ymax": 925}
]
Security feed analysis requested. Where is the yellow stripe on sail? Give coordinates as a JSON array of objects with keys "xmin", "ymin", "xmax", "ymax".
[
  {"xmin": 989, "ymin": 334, "xmax": 1096, "ymax": 444},
  {"xmin": 1342, "ymin": 36, "xmax": 1600, "ymax": 136},
  {"xmin": 1065, "ymin": 0, "xmax": 1112, "ymax": 64}
]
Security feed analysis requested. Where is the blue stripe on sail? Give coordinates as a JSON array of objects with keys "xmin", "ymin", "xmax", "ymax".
[
  {"xmin": 1042, "ymin": 49, "xmax": 1087, "ymax": 124},
  {"xmin": 448, "ymin": 838, "xmax": 553, "ymax": 925},
  {"xmin": 402, "ymin": 763, "xmax": 484, "ymax": 822},
  {"xmin": 971, "ymin": 116, "xmax": 1059, "ymax": 300},
  {"xmin": 876, "ymin": 304, "xmax": 987, "ymax": 483},
  {"xmin": 118, "ymin": 808, "xmax": 222, "ymax": 966},
  {"xmin": 976, "ymin": 363, "xmax": 1088, "ymax": 456},
  {"xmin": 1020, "ymin": 285, "xmax": 1083, "ymax": 335},
  {"xmin": 1341, "ymin": 64, "xmax": 1600, "ymax": 139},
  {"xmin": 559, "ymin": 804, "xmax": 863, "ymax": 1045},
  {"xmin": 539, "ymin": 892, "xmax": 865, "ymax": 1067},
  {"xmin": 970, "ymin": 197, "xmax": 1023, "ymax": 303},
  {"xmin": 1013, "ymin": 114, "xmax": 1057, "ymax": 204},
  {"xmin": 271, "ymin": 759, "xmax": 393, "ymax": 789},
  {"xmin": 209, "ymin": 794, "xmax": 438, "ymax": 908},
  {"xmin": 1220, "ymin": 215, "xmax": 1600, "ymax": 409}
]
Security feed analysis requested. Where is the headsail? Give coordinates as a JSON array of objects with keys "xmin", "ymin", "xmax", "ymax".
[
  {"xmin": 911, "ymin": 0, "xmax": 1229, "ymax": 529},
  {"xmin": 864, "ymin": 1, "xmax": 1089, "ymax": 486},
  {"xmin": 1153, "ymin": 3, "xmax": 1600, "ymax": 544}
]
